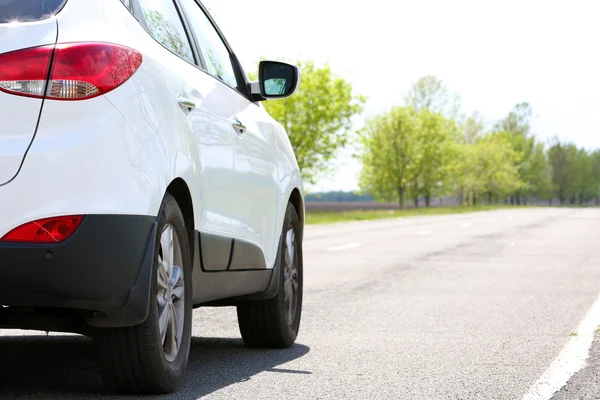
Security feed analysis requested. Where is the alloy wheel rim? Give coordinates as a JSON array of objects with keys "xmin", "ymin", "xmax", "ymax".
[
  {"xmin": 283, "ymin": 227, "xmax": 299, "ymax": 325},
  {"xmin": 156, "ymin": 224, "xmax": 185, "ymax": 363}
]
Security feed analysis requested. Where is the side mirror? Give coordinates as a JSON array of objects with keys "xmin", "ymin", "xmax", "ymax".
[{"xmin": 250, "ymin": 60, "xmax": 301, "ymax": 101}]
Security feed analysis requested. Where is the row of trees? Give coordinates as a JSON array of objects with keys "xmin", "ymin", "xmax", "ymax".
[
  {"xmin": 360, "ymin": 77, "xmax": 600, "ymax": 207},
  {"xmin": 259, "ymin": 61, "xmax": 600, "ymax": 207}
]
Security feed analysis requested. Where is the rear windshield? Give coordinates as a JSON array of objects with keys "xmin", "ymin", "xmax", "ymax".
[{"xmin": 0, "ymin": 0, "xmax": 65, "ymax": 23}]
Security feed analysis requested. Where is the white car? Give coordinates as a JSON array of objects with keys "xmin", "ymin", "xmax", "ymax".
[{"xmin": 0, "ymin": 0, "xmax": 304, "ymax": 394}]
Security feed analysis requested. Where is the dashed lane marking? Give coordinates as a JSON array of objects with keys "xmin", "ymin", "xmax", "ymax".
[{"xmin": 327, "ymin": 243, "xmax": 362, "ymax": 252}]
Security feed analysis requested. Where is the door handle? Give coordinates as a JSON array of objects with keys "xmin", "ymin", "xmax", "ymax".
[
  {"xmin": 177, "ymin": 96, "xmax": 196, "ymax": 111},
  {"xmin": 232, "ymin": 118, "xmax": 246, "ymax": 135}
]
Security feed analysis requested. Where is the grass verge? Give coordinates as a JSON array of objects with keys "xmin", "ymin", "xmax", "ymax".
[{"xmin": 305, "ymin": 205, "xmax": 526, "ymax": 225}]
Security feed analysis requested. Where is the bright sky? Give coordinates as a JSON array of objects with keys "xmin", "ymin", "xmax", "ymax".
[{"xmin": 204, "ymin": 0, "xmax": 600, "ymax": 192}]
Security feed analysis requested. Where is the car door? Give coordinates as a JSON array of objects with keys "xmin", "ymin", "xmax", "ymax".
[
  {"xmin": 178, "ymin": 0, "xmax": 280, "ymax": 271},
  {"xmin": 135, "ymin": 0, "xmax": 236, "ymax": 270}
]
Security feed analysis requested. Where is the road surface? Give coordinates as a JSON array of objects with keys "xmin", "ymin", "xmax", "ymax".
[{"xmin": 2, "ymin": 208, "xmax": 600, "ymax": 399}]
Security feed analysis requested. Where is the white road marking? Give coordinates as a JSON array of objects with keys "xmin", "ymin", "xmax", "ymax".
[
  {"xmin": 521, "ymin": 292, "xmax": 600, "ymax": 400},
  {"xmin": 507, "ymin": 216, "xmax": 513, "ymax": 220},
  {"xmin": 327, "ymin": 243, "xmax": 362, "ymax": 252},
  {"xmin": 461, "ymin": 222, "xmax": 472, "ymax": 228},
  {"xmin": 488, "ymin": 218, "xmax": 497, "ymax": 222},
  {"xmin": 415, "ymin": 230, "xmax": 432, "ymax": 236}
]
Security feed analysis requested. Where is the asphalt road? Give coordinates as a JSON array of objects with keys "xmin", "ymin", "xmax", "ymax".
[{"xmin": 2, "ymin": 208, "xmax": 600, "ymax": 399}]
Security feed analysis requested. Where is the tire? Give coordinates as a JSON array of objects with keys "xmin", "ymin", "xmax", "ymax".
[
  {"xmin": 94, "ymin": 193, "xmax": 193, "ymax": 394},
  {"xmin": 237, "ymin": 203, "xmax": 303, "ymax": 348}
]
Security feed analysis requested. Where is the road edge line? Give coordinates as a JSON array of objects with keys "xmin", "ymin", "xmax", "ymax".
[{"xmin": 521, "ymin": 292, "xmax": 600, "ymax": 400}]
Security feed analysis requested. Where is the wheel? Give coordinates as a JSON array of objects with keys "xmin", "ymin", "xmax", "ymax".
[
  {"xmin": 237, "ymin": 203, "xmax": 303, "ymax": 348},
  {"xmin": 94, "ymin": 193, "xmax": 193, "ymax": 394}
]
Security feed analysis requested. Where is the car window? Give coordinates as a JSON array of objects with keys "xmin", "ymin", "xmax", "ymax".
[
  {"xmin": 137, "ymin": 0, "xmax": 194, "ymax": 64},
  {"xmin": 178, "ymin": 0, "xmax": 238, "ymax": 89},
  {"xmin": 0, "ymin": 0, "xmax": 65, "ymax": 23}
]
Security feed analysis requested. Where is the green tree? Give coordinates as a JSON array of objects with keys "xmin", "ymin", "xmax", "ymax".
[
  {"xmin": 494, "ymin": 102, "xmax": 532, "ymax": 136},
  {"xmin": 405, "ymin": 75, "xmax": 461, "ymax": 118},
  {"xmin": 458, "ymin": 133, "xmax": 521, "ymax": 205},
  {"xmin": 413, "ymin": 109, "xmax": 462, "ymax": 207},
  {"xmin": 359, "ymin": 107, "xmax": 420, "ymax": 208},
  {"xmin": 494, "ymin": 102, "xmax": 552, "ymax": 204},
  {"xmin": 462, "ymin": 111, "xmax": 485, "ymax": 145},
  {"xmin": 590, "ymin": 151, "xmax": 600, "ymax": 205},
  {"xmin": 257, "ymin": 60, "xmax": 365, "ymax": 184},
  {"xmin": 548, "ymin": 138, "xmax": 580, "ymax": 204},
  {"xmin": 479, "ymin": 133, "xmax": 522, "ymax": 203}
]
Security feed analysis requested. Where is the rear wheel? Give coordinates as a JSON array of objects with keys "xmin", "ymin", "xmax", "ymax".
[
  {"xmin": 94, "ymin": 194, "xmax": 192, "ymax": 394},
  {"xmin": 237, "ymin": 203, "xmax": 303, "ymax": 348}
]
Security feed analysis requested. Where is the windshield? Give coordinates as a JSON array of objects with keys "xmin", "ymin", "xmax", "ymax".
[{"xmin": 0, "ymin": 0, "xmax": 65, "ymax": 23}]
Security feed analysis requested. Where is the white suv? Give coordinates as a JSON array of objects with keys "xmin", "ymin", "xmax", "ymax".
[{"xmin": 0, "ymin": 0, "xmax": 304, "ymax": 394}]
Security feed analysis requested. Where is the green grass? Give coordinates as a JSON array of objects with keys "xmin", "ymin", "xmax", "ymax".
[{"xmin": 305, "ymin": 205, "xmax": 526, "ymax": 225}]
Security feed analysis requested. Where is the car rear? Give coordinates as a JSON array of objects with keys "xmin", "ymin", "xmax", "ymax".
[{"xmin": 0, "ymin": 0, "xmax": 162, "ymax": 330}]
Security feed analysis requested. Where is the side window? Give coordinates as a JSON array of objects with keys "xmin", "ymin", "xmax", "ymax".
[
  {"xmin": 119, "ymin": 0, "xmax": 132, "ymax": 10},
  {"xmin": 179, "ymin": 0, "xmax": 238, "ymax": 89},
  {"xmin": 137, "ymin": 0, "xmax": 194, "ymax": 64}
]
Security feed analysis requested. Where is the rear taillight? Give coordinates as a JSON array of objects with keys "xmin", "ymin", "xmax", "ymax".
[
  {"xmin": 0, "ymin": 43, "xmax": 142, "ymax": 100},
  {"xmin": 0, "ymin": 45, "xmax": 54, "ymax": 98},
  {"xmin": 1, "ymin": 215, "xmax": 84, "ymax": 243}
]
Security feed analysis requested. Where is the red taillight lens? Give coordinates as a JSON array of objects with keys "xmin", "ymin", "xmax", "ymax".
[
  {"xmin": 0, "ymin": 42, "xmax": 142, "ymax": 100},
  {"xmin": 48, "ymin": 43, "xmax": 143, "ymax": 100},
  {"xmin": 0, "ymin": 45, "xmax": 54, "ymax": 98},
  {"xmin": 1, "ymin": 215, "xmax": 84, "ymax": 243}
]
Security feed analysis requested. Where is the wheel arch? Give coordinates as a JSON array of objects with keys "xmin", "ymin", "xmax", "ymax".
[
  {"xmin": 289, "ymin": 187, "xmax": 305, "ymax": 229},
  {"xmin": 166, "ymin": 178, "xmax": 195, "ymax": 267}
]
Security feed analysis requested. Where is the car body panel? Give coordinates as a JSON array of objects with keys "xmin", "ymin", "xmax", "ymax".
[{"xmin": 0, "ymin": 18, "xmax": 58, "ymax": 185}]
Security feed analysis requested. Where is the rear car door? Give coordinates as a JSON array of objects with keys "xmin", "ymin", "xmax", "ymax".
[
  {"xmin": 135, "ymin": 0, "xmax": 236, "ymax": 270},
  {"xmin": 0, "ymin": 0, "xmax": 62, "ymax": 185},
  {"xmin": 178, "ymin": 0, "xmax": 281, "ymax": 270}
]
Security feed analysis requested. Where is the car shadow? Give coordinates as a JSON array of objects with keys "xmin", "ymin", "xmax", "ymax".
[{"xmin": 0, "ymin": 334, "xmax": 311, "ymax": 399}]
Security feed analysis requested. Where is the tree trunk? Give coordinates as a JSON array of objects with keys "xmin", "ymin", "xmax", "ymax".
[
  {"xmin": 596, "ymin": 195, "xmax": 599, "ymax": 206},
  {"xmin": 425, "ymin": 195, "xmax": 431, "ymax": 207},
  {"xmin": 398, "ymin": 187, "xmax": 404, "ymax": 210},
  {"xmin": 510, "ymin": 195, "xmax": 515, "ymax": 205},
  {"xmin": 472, "ymin": 193, "xmax": 477, "ymax": 206},
  {"xmin": 414, "ymin": 196, "xmax": 419, "ymax": 209},
  {"xmin": 516, "ymin": 195, "xmax": 521, "ymax": 205},
  {"xmin": 488, "ymin": 191, "xmax": 493, "ymax": 205}
]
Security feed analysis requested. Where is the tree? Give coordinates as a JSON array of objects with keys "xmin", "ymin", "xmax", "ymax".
[
  {"xmin": 359, "ymin": 107, "xmax": 420, "ymax": 208},
  {"xmin": 457, "ymin": 133, "xmax": 521, "ymax": 205},
  {"xmin": 590, "ymin": 151, "xmax": 600, "ymax": 205},
  {"xmin": 405, "ymin": 75, "xmax": 461, "ymax": 118},
  {"xmin": 494, "ymin": 102, "xmax": 551, "ymax": 204},
  {"xmin": 494, "ymin": 102, "xmax": 532, "ymax": 136},
  {"xmin": 548, "ymin": 138, "xmax": 579, "ymax": 204},
  {"xmin": 257, "ymin": 60, "xmax": 365, "ymax": 184},
  {"xmin": 462, "ymin": 111, "xmax": 485, "ymax": 145},
  {"xmin": 413, "ymin": 109, "xmax": 462, "ymax": 207},
  {"xmin": 477, "ymin": 133, "xmax": 522, "ymax": 203}
]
